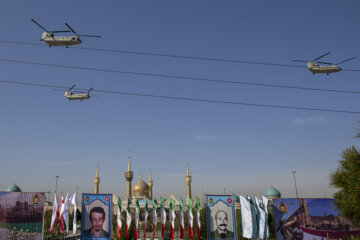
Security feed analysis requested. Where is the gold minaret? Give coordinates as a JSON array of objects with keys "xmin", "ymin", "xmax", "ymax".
[
  {"xmin": 148, "ymin": 169, "xmax": 153, "ymax": 199},
  {"xmin": 185, "ymin": 163, "xmax": 192, "ymax": 198},
  {"xmin": 125, "ymin": 156, "xmax": 133, "ymax": 198},
  {"xmin": 94, "ymin": 166, "xmax": 100, "ymax": 194}
]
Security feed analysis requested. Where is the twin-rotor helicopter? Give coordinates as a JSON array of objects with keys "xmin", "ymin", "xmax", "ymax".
[
  {"xmin": 31, "ymin": 18, "xmax": 101, "ymax": 48},
  {"xmin": 56, "ymin": 85, "xmax": 95, "ymax": 101},
  {"xmin": 293, "ymin": 52, "xmax": 356, "ymax": 75}
]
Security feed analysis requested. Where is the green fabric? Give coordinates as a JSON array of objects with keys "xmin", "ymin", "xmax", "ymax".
[
  {"xmin": 210, "ymin": 229, "xmax": 234, "ymax": 239},
  {"xmin": 179, "ymin": 197, "xmax": 184, "ymax": 211},
  {"xmin": 160, "ymin": 196, "xmax": 166, "ymax": 209},
  {"xmin": 196, "ymin": 196, "xmax": 200, "ymax": 211},
  {"xmin": 170, "ymin": 197, "xmax": 175, "ymax": 211},
  {"xmin": 127, "ymin": 197, "xmax": 131, "ymax": 213},
  {"xmin": 153, "ymin": 198, "xmax": 158, "ymax": 210},
  {"xmin": 187, "ymin": 197, "xmax": 193, "ymax": 209},
  {"xmin": 117, "ymin": 196, "xmax": 122, "ymax": 211}
]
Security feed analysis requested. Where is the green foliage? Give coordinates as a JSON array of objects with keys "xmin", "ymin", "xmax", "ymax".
[{"xmin": 330, "ymin": 146, "xmax": 360, "ymax": 224}]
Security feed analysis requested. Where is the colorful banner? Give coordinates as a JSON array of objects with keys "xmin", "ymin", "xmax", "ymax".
[
  {"xmin": 81, "ymin": 193, "xmax": 112, "ymax": 240},
  {"xmin": 273, "ymin": 198, "xmax": 360, "ymax": 240},
  {"xmin": 206, "ymin": 195, "xmax": 237, "ymax": 240},
  {"xmin": 0, "ymin": 192, "xmax": 45, "ymax": 240}
]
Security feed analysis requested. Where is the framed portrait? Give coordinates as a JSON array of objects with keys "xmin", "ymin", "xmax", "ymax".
[
  {"xmin": 81, "ymin": 193, "xmax": 112, "ymax": 240},
  {"xmin": 206, "ymin": 195, "xmax": 237, "ymax": 240}
]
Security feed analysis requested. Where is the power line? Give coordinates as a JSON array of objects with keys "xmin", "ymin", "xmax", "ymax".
[
  {"xmin": 0, "ymin": 58, "xmax": 359, "ymax": 95},
  {"xmin": 1, "ymin": 40, "xmax": 359, "ymax": 72},
  {"xmin": 0, "ymin": 79, "xmax": 359, "ymax": 115}
]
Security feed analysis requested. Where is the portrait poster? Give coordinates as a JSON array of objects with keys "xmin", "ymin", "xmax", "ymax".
[
  {"xmin": 206, "ymin": 195, "xmax": 237, "ymax": 240},
  {"xmin": 0, "ymin": 192, "xmax": 45, "ymax": 240},
  {"xmin": 81, "ymin": 193, "xmax": 112, "ymax": 240},
  {"xmin": 273, "ymin": 198, "xmax": 360, "ymax": 240}
]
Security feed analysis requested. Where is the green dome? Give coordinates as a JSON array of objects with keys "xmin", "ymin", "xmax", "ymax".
[
  {"xmin": 265, "ymin": 186, "xmax": 281, "ymax": 198},
  {"xmin": 6, "ymin": 184, "xmax": 22, "ymax": 192}
]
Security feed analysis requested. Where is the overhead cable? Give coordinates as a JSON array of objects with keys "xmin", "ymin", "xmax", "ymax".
[
  {"xmin": 0, "ymin": 79, "xmax": 359, "ymax": 115},
  {"xmin": 0, "ymin": 58, "xmax": 359, "ymax": 95},
  {"xmin": 1, "ymin": 40, "xmax": 359, "ymax": 72}
]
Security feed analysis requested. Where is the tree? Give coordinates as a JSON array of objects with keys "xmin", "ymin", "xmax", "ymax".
[{"xmin": 330, "ymin": 146, "xmax": 360, "ymax": 224}]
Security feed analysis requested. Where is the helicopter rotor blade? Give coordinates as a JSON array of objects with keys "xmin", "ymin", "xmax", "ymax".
[
  {"xmin": 69, "ymin": 84, "xmax": 76, "ymax": 91},
  {"xmin": 88, "ymin": 88, "xmax": 94, "ymax": 93},
  {"xmin": 52, "ymin": 30, "xmax": 71, "ymax": 33},
  {"xmin": 64, "ymin": 22, "xmax": 79, "ymax": 35},
  {"xmin": 292, "ymin": 60, "xmax": 309, "ymax": 63},
  {"xmin": 337, "ymin": 57, "xmax": 357, "ymax": 65},
  {"xmin": 79, "ymin": 34, "xmax": 102, "ymax": 38},
  {"xmin": 313, "ymin": 52, "xmax": 330, "ymax": 61},
  {"xmin": 316, "ymin": 61, "xmax": 333, "ymax": 65},
  {"xmin": 31, "ymin": 18, "xmax": 48, "ymax": 32}
]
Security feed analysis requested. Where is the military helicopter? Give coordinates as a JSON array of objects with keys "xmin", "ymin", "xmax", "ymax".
[
  {"xmin": 63, "ymin": 85, "xmax": 94, "ymax": 101},
  {"xmin": 31, "ymin": 19, "xmax": 101, "ymax": 47},
  {"xmin": 293, "ymin": 52, "xmax": 356, "ymax": 75}
]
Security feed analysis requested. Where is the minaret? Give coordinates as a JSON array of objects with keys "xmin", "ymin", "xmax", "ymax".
[
  {"xmin": 94, "ymin": 166, "xmax": 100, "ymax": 194},
  {"xmin": 185, "ymin": 163, "xmax": 192, "ymax": 198},
  {"xmin": 148, "ymin": 169, "xmax": 153, "ymax": 199},
  {"xmin": 125, "ymin": 156, "xmax": 133, "ymax": 198}
]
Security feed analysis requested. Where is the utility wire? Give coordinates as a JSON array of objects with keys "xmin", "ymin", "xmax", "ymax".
[
  {"xmin": 0, "ymin": 58, "xmax": 359, "ymax": 95},
  {"xmin": 0, "ymin": 79, "xmax": 359, "ymax": 115},
  {"xmin": 1, "ymin": 40, "xmax": 359, "ymax": 72}
]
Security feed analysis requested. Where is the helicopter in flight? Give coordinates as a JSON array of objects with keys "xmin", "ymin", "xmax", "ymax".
[
  {"xmin": 31, "ymin": 19, "xmax": 101, "ymax": 47},
  {"xmin": 63, "ymin": 85, "xmax": 94, "ymax": 101},
  {"xmin": 293, "ymin": 52, "xmax": 356, "ymax": 75}
]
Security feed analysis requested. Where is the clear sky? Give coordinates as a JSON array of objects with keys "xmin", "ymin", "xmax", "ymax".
[{"xmin": 1, "ymin": 1, "xmax": 360, "ymax": 203}]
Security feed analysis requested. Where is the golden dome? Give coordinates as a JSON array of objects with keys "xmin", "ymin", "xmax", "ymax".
[{"xmin": 133, "ymin": 173, "xmax": 150, "ymax": 198}]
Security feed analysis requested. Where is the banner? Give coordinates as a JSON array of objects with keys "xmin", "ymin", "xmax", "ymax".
[
  {"xmin": 81, "ymin": 193, "xmax": 112, "ymax": 240},
  {"xmin": 0, "ymin": 192, "xmax": 45, "ymax": 240},
  {"xmin": 206, "ymin": 195, "xmax": 237, "ymax": 240},
  {"xmin": 273, "ymin": 198, "xmax": 360, "ymax": 240}
]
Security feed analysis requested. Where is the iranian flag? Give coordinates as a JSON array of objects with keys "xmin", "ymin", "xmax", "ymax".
[
  {"xmin": 160, "ymin": 196, "xmax": 167, "ymax": 238},
  {"xmin": 69, "ymin": 193, "xmax": 77, "ymax": 235},
  {"xmin": 179, "ymin": 198, "xmax": 184, "ymax": 239},
  {"xmin": 126, "ymin": 197, "xmax": 132, "ymax": 239},
  {"xmin": 170, "ymin": 197, "xmax": 176, "ymax": 240},
  {"xmin": 58, "ymin": 193, "xmax": 65, "ymax": 233},
  {"xmin": 117, "ymin": 197, "xmax": 122, "ymax": 238},
  {"xmin": 135, "ymin": 198, "xmax": 140, "ymax": 239},
  {"xmin": 152, "ymin": 198, "xmax": 158, "ymax": 239},
  {"xmin": 195, "ymin": 197, "xmax": 201, "ymax": 239},
  {"xmin": 50, "ymin": 193, "xmax": 59, "ymax": 233},
  {"xmin": 144, "ymin": 198, "xmax": 149, "ymax": 238},
  {"xmin": 187, "ymin": 197, "xmax": 194, "ymax": 239}
]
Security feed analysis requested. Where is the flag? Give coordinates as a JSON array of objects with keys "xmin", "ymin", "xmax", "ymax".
[
  {"xmin": 59, "ymin": 192, "xmax": 69, "ymax": 234},
  {"xmin": 135, "ymin": 198, "xmax": 140, "ymax": 239},
  {"xmin": 240, "ymin": 195, "xmax": 257, "ymax": 239},
  {"xmin": 179, "ymin": 198, "xmax": 184, "ymax": 239},
  {"xmin": 50, "ymin": 193, "xmax": 59, "ymax": 233},
  {"xmin": 152, "ymin": 198, "xmax": 158, "ymax": 239},
  {"xmin": 69, "ymin": 192, "xmax": 77, "ymax": 234},
  {"xmin": 59, "ymin": 193, "xmax": 65, "ymax": 233},
  {"xmin": 255, "ymin": 196, "xmax": 266, "ymax": 239},
  {"xmin": 144, "ymin": 198, "xmax": 149, "ymax": 238},
  {"xmin": 170, "ymin": 197, "xmax": 176, "ymax": 240},
  {"xmin": 195, "ymin": 197, "xmax": 201, "ymax": 239},
  {"xmin": 126, "ymin": 197, "xmax": 132, "ymax": 239},
  {"xmin": 187, "ymin": 197, "xmax": 194, "ymax": 239},
  {"xmin": 249, "ymin": 197, "xmax": 258, "ymax": 238},
  {"xmin": 262, "ymin": 196, "xmax": 269, "ymax": 239},
  {"xmin": 117, "ymin": 197, "xmax": 122, "ymax": 238},
  {"xmin": 160, "ymin": 196, "xmax": 167, "ymax": 238}
]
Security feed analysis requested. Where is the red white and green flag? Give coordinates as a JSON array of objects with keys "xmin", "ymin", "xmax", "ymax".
[
  {"xmin": 144, "ymin": 198, "xmax": 149, "ymax": 238},
  {"xmin": 170, "ymin": 197, "xmax": 176, "ymax": 240},
  {"xmin": 179, "ymin": 198, "xmax": 184, "ymax": 239},
  {"xmin": 116, "ymin": 197, "xmax": 122, "ymax": 238},
  {"xmin": 135, "ymin": 198, "xmax": 140, "ymax": 239},
  {"xmin": 187, "ymin": 197, "xmax": 194, "ymax": 239},
  {"xmin": 126, "ymin": 197, "xmax": 132, "ymax": 239},
  {"xmin": 196, "ymin": 197, "xmax": 201, "ymax": 239},
  {"xmin": 59, "ymin": 193, "xmax": 65, "ymax": 233},
  {"xmin": 160, "ymin": 196, "xmax": 167, "ymax": 238},
  {"xmin": 152, "ymin": 198, "xmax": 158, "ymax": 239},
  {"xmin": 50, "ymin": 193, "xmax": 59, "ymax": 233}
]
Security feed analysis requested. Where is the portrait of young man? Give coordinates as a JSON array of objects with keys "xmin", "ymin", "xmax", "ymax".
[{"xmin": 81, "ymin": 194, "xmax": 112, "ymax": 240}]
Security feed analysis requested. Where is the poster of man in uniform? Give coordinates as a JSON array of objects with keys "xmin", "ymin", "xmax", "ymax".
[
  {"xmin": 273, "ymin": 198, "xmax": 360, "ymax": 240},
  {"xmin": 81, "ymin": 193, "xmax": 112, "ymax": 240},
  {"xmin": 0, "ymin": 192, "xmax": 45, "ymax": 240},
  {"xmin": 206, "ymin": 195, "xmax": 237, "ymax": 240}
]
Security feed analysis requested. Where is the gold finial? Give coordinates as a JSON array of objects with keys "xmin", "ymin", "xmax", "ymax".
[
  {"xmin": 140, "ymin": 171, "xmax": 143, "ymax": 180},
  {"xmin": 187, "ymin": 162, "xmax": 190, "ymax": 175},
  {"xmin": 96, "ymin": 165, "xmax": 99, "ymax": 177},
  {"xmin": 128, "ymin": 156, "xmax": 131, "ymax": 171},
  {"xmin": 149, "ymin": 169, "xmax": 152, "ymax": 181},
  {"xmin": 94, "ymin": 165, "xmax": 100, "ymax": 194}
]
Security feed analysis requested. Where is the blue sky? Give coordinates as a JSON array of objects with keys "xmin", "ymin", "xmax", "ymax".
[{"xmin": 1, "ymin": 1, "xmax": 360, "ymax": 202}]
